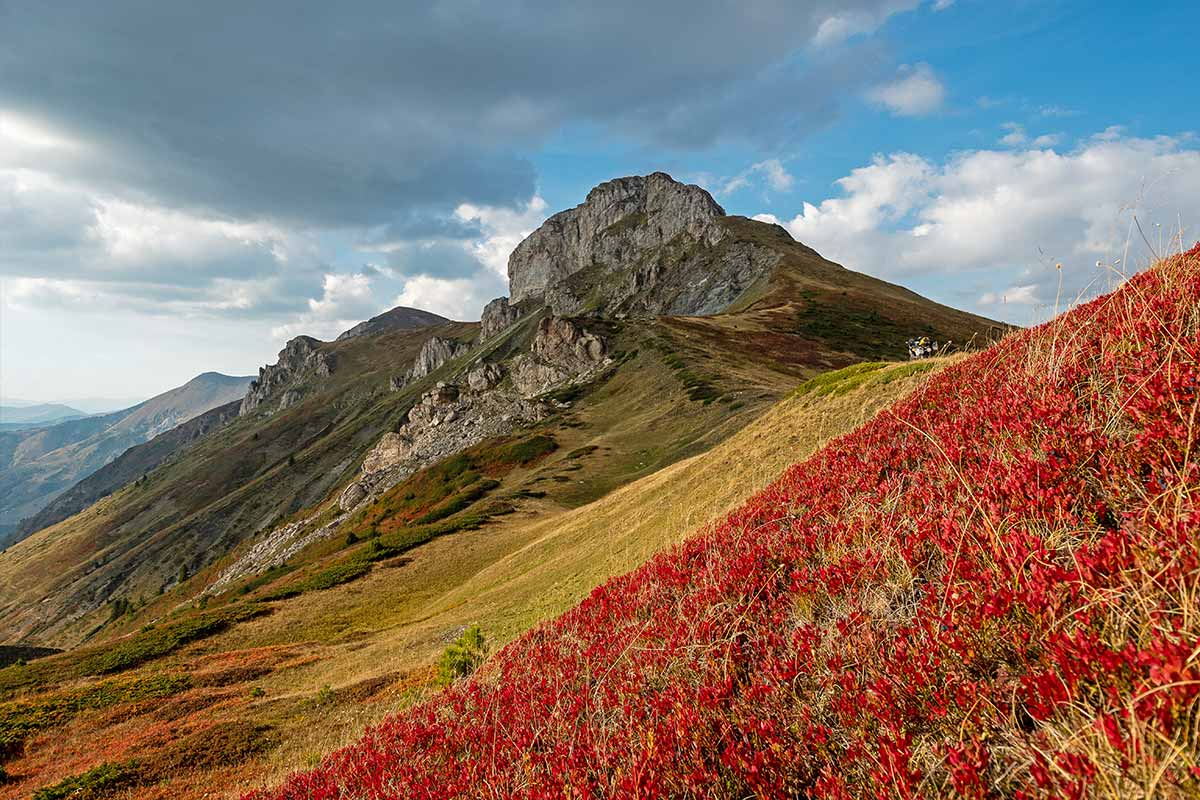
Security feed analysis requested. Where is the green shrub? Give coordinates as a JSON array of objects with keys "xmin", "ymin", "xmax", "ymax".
[
  {"xmin": 412, "ymin": 479, "xmax": 500, "ymax": 525},
  {"xmin": 32, "ymin": 760, "xmax": 138, "ymax": 799},
  {"xmin": 503, "ymin": 435, "xmax": 557, "ymax": 465},
  {"xmin": 74, "ymin": 606, "xmax": 266, "ymax": 675},
  {"xmin": 262, "ymin": 562, "xmax": 371, "ymax": 601},
  {"xmin": 437, "ymin": 625, "xmax": 486, "ymax": 685}
]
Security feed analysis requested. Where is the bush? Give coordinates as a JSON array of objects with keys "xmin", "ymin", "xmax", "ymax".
[
  {"xmin": 32, "ymin": 761, "xmax": 138, "ymax": 799},
  {"xmin": 437, "ymin": 625, "xmax": 486, "ymax": 685}
]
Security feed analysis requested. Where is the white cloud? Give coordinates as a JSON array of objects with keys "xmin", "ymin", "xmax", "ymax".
[
  {"xmin": 866, "ymin": 63, "xmax": 945, "ymax": 117},
  {"xmin": 999, "ymin": 122, "xmax": 1027, "ymax": 146},
  {"xmin": 763, "ymin": 132, "xmax": 1200, "ymax": 319},
  {"xmin": 722, "ymin": 159, "xmax": 796, "ymax": 196},
  {"xmin": 455, "ymin": 195, "xmax": 548, "ymax": 278},
  {"xmin": 811, "ymin": 1, "xmax": 922, "ymax": 47},
  {"xmin": 979, "ymin": 284, "xmax": 1038, "ymax": 306},
  {"xmin": 392, "ymin": 275, "xmax": 503, "ymax": 322}
]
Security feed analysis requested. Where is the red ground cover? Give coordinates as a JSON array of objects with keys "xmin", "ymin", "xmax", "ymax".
[{"xmin": 250, "ymin": 250, "xmax": 1199, "ymax": 798}]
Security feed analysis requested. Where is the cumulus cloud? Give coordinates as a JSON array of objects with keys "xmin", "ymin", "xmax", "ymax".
[
  {"xmin": 759, "ymin": 133, "xmax": 1200, "ymax": 320},
  {"xmin": 866, "ymin": 63, "xmax": 945, "ymax": 116},
  {"xmin": 721, "ymin": 159, "xmax": 796, "ymax": 196},
  {"xmin": 392, "ymin": 273, "xmax": 508, "ymax": 322},
  {"xmin": 455, "ymin": 196, "xmax": 549, "ymax": 279}
]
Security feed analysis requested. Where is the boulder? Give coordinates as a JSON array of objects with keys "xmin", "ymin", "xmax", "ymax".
[{"xmin": 466, "ymin": 363, "xmax": 504, "ymax": 392}]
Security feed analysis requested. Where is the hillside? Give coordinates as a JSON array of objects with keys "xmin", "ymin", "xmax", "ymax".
[
  {"xmin": 16, "ymin": 401, "xmax": 244, "ymax": 539},
  {"xmin": 0, "ymin": 373, "xmax": 253, "ymax": 540},
  {"xmin": 0, "ymin": 404, "xmax": 89, "ymax": 431},
  {"xmin": 0, "ymin": 173, "xmax": 999, "ymax": 649},
  {"xmin": 248, "ymin": 250, "xmax": 1200, "ymax": 798},
  {"xmin": 0, "ymin": 358, "xmax": 949, "ymax": 800},
  {"xmin": 336, "ymin": 306, "xmax": 449, "ymax": 340}
]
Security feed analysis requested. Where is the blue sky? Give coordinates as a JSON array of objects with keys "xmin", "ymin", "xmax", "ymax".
[{"xmin": 2, "ymin": 0, "xmax": 1198, "ymax": 401}]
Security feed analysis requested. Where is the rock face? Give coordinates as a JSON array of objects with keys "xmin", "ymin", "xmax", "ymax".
[
  {"xmin": 505, "ymin": 172, "xmax": 771, "ymax": 318},
  {"xmin": 511, "ymin": 317, "xmax": 608, "ymax": 398},
  {"xmin": 480, "ymin": 297, "xmax": 523, "ymax": 340},
  {"xmin": 240, "ymin": 336, "xmax": 335, "ymax": 416},
  {"xmin": 338, "ymin": 317, "xmax": 608, "ymax": 512},
  {"xmin": 400, "ymin": 337, "xmax": 470, "ymax": 386},
  {"xmin": 466, "ymin": 362, "xmax": 504, "ymax": 392},
  {"xmin": 339, "ymin": 381, "xmax": 549, "ymax": 512}
]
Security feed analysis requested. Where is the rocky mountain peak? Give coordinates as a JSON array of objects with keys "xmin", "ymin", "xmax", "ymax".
[
  {"xmin": 240, "ymin": 336, "xmax": 336, "ymax": 416},
  {"xmin": 507, "ymin": 172, "xmax": 726, "ymax": 309}
]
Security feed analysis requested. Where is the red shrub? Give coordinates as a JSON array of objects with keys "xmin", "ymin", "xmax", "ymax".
[{"xmin": 248, "ymin": 252, "xmax": 1200, "ymax": 799}]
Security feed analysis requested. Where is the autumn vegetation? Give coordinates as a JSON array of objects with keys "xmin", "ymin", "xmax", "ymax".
[{"xmin": 249, "ymin": 249, "xmax": 1200, "ymax": 798}]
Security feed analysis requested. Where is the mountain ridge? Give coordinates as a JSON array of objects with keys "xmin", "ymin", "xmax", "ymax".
[
  {"xmin": 0, "ymin": 372, "xmax": 253, "ymax": 544},
  {"xmin": 0, "ymin": 171, "xmax": 999, "ymax": 651}
]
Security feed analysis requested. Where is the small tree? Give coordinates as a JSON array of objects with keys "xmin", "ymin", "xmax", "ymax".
[{"xmin": 437, "ymin": 624, "xmax": 486, "ymax": 685}]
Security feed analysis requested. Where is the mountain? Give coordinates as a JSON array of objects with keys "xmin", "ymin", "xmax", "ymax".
[
  {"xmin": 249, "ymin": 251, "xmax": 1200, "ymax": 800},
  {"xmin": 0, "ymin": 372, "xmax": 253, "ymax": 541},
  {"xmin": 336, "ymin": 306, "xmax": 450, "ymax": 340},
  {"xmin": 0, "ymin": 403, "xmax": 89, "ymax": 430},
  {"xmin": 15, "ymin": 400, "xmax": 244, "ymax": 540},
  {"xmin": 0, "ymin": 172, "xmax": 1007, "ymax": 798}
]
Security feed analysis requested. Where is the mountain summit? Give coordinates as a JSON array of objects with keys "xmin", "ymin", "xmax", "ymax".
[{"xmin": 336, "ymin": 306, "xmax": 449, "ymax": 341}]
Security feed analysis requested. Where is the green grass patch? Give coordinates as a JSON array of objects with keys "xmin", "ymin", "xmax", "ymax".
[
  {"xmin": 876, "ymin": 360, "xmax": 937, "ymax": 384},
  {"xmin": 33, "ymin": 760, "xmax": 139, "ymax": 799},
  {"xmin": 793, "ymin": 294, "xmax": 908, "ymax": 359},
  {"xmin": 72, "ymin": 605, "xmax": 268, "ymax": 676},
  {"xmin": 412, "ymin": 479, "xmax": 501, "ymax": 525},
  {"xmin": 235, "ymin": 562, "xmax": 297, "ymax": 596},
  {"xmin": 500, "ymin": 435, "xmax": 558, "ymax": 466},
  {"xmin": 792, "ymin": 362, "xmax": 889, "ymax": 398},
  {"xmin": 261, "ymin": 561, "xmax": 372, "ymax": 601}
]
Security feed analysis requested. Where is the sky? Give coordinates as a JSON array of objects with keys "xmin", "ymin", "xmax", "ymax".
[{"xmin": 2, "ymin": 0, "xmax": 1198, "ymax": 402}]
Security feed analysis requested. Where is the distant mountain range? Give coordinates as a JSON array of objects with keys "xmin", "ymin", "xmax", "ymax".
[
  {"xmin": 0, "ymin": 372, "xmax": 254, "ymax": 546},
  {"xmin": 0, "ymin": 403, "xmax": 90, "ymax": 430}
]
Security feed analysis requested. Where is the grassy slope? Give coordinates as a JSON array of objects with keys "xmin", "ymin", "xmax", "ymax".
[
  {"xmin": 0, "ymin": 360, "xmax": 948, "ymax": 800},
  {"xmin": 253, "ymin": 256, "xmax": 1199, "ymax": 799},
  {"xmin": 0, "ymin": 323, "xmax": 473, "ymax": 646}
]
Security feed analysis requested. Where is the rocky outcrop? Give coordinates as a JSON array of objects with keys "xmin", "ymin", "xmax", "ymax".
[
  {"xmin": 511, "ymin": 317, "xmax": 608, "ymax": 398},
  {"xmin": 466, "ymin": 362, "xmax": 504, "ymax": 392},
  {"xmin": 408, "ymin": 337, "xmax": 469, "ymax": 383},
  {"xmin": 207, "ymin": 510, "xmax": 349, "ymax": 595},
  {"xmin": 339, "ymin": 318, "xmax": 607, "ymax": 512},
  {"xmin": 507, "ymin": 172, "xmax": 767, "ymax": 318},
  {"xmin": 480, "ymin": 297, "xmax": 523, "ymax": 340},
  {"xmin": 240, "ymin": 336, "xmax": 336, "ymax": 416},
  {"xmin": 338, "ymin": 381, "xmax": 549, "ymax": 512}
]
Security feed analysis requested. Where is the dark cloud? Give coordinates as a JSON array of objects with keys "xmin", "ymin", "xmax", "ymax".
[
  {"xmin": 0, "ymin": 0, "xmax": 914, "ymax": 229},
  {"xmin": 383, "ymin": 241, "xmax": 493, "ymax": 281}
]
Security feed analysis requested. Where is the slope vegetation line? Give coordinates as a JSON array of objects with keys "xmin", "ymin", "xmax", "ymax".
[{"xmin": 254, "ymin": 250, "xmax": 1199, "ymax": 799}]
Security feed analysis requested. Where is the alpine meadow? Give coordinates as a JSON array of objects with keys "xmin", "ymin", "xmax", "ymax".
[{"xmin": 0, "ymin": 3, "xmax": 1197, "ymax": 799}]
